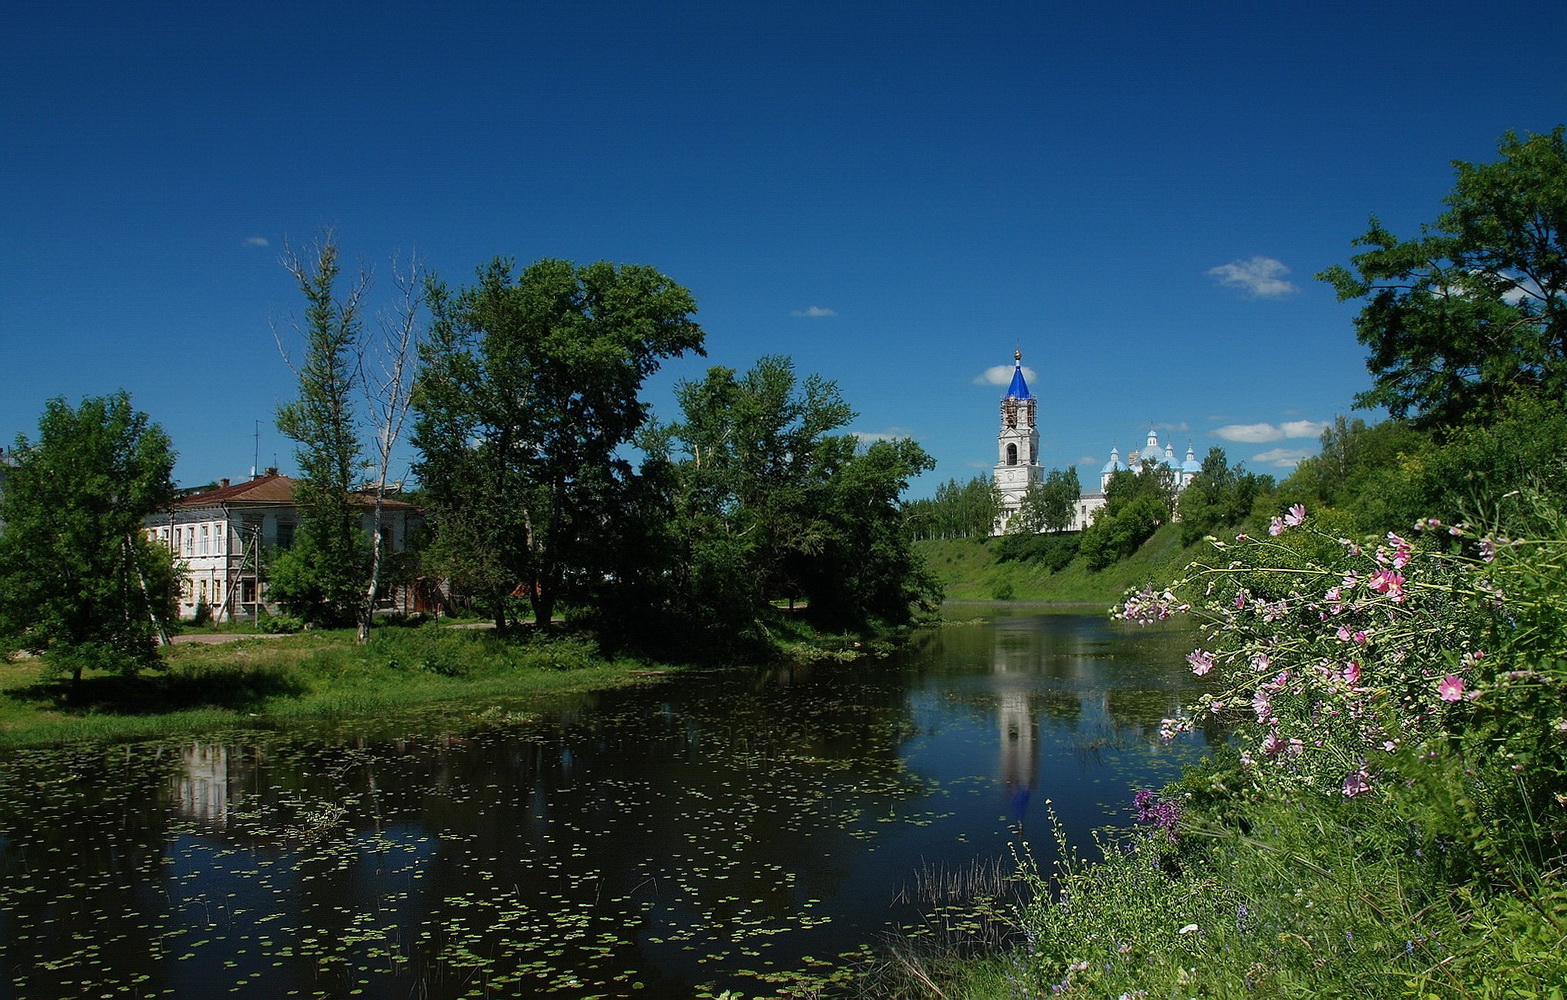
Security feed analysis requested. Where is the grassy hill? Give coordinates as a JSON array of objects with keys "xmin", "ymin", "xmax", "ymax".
[{"xmin": 917, "ymin": 524, "xmax": 1202, "ymax": 605}]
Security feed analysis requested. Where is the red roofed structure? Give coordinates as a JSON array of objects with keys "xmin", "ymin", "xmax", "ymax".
[{"xmin": 145, "ymin": 472, "xmax": 428, "ymax": 621}]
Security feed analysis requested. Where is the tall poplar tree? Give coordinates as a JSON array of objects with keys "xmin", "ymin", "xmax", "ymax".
[{"xmin": 273, "ymin": 236, "xmax": 369, "ymax": 626}]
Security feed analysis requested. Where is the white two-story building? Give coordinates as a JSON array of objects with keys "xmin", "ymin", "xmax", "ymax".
[{"xmin": 146, "ymin": 472, "xmax": 423, "ymax": 620}]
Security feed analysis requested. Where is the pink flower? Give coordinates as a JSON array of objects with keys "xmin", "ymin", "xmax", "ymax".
[
  {"xmin": 1186, "ymin": 649, "xmax": 1215, "ymax": 676},
  {"xmin": 1252, "ymin": 690, "xmax": 1273, "ymax": 722},
  {"xmin": 1479, "ymin": 538, "xmax": 1496, "ymax": 563},
  {"xmin": 1284, "ymin": 503, "xmax": 1306, "ymax": 527},
  {"xmin": 1438, "ymin": 675, "xmax": 1464, "ymax": 702},
  {"xmin": 1234, "ymin": 591, "xmax": 1248, "ymax": 609},
  {"xmin": 1369, "ymin": 570, "xmax": 1406, "ymax": 602},
  {"xmin": 1250, "ymin": 652, "xmax": 1271, "ymax": 673},
  {"xmin": 1343, "ymin": 661, "xmax": 1361, "ymax": 685},
  {"xmin": 1269, "ymin": 517, "xmax": 1285, "ymax": 537},
  {"xmin": 1342, "ymin": 769, "xmax": 1372, "ymax": 798},
  {"xmin": 1262, "ymin": 731, "xmax": 1285, "ymax": 757}
]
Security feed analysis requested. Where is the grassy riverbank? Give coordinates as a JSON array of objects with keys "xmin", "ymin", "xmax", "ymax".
[
  {"xmin": 0, "ymin": 625, "xmax": 674, "ymax": 748},
  {"xmin": 918, "ymin": 523, "xmax": 1197, "ymax": 604}
]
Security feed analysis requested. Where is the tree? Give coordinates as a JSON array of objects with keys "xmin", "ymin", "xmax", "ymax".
[
  {"xmin": 906, "ymin": 475, "xmax": 1001, "ymax": 540},
  {"xmin": 1010, "ymin": 466, "xmax": 1081, "ymax": 535},
  {"xmin": 412, "ymin": 257, "xmax": 704, "ymax": 630},
  {"xmin": 1318, "ymin": 128, "xmax": 1567, "ymax": 430},
  {"xmin": 273, "ymin": 236, "xmax": 370, "ymax": 626},
  {"xmin": 1175, "ymin": 447, "xmax": 1273, "ymax": 545},
  {"xmin": 643, "ymin": 356, "xmax": 936, "ymax": 639},
  {"xmin": 356, "ymin": 253, "xmax": 426, "ymax": 642},
  {"xmin": 0, "ymin": 393, "xmax": 177, "ymax": 684},
  {"xmin": 1079, "ymin": 467, "xmax": 1173, "ymax": 570}
]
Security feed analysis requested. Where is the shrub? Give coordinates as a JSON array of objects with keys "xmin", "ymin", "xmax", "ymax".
[{"xmin": 1003, "ymin": 498, "xmax": 1567, "ymax": 998}]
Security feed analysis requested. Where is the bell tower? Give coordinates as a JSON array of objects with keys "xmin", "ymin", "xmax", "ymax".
[{"xmin": 993, "ymin": 349, "xmax": 1042, "ymax": 533}]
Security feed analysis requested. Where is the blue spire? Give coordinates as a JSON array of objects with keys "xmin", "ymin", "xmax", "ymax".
[{"xmin": 1006, "ymin": 350, "xmax": 1033, "ymax": 400}]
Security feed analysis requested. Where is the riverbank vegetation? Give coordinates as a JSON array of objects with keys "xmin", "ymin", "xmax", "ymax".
[
  {"xmin": 0, "ymin": 624, "xmax": 673, "ymax": 749},
  {"xmin": 0, "ymin": 250, "xmax": 941, "ymax": 695},
  {"xmin": 934, "ymin": 127, "xmax": 1567, "ymax": 999}
]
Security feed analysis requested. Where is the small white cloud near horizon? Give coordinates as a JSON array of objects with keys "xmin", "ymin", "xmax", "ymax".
[
  {"xmin": 1251, "ymin": 447, "xmax": 1315, "ymax": 468},
  {"xmin": 1208, "ymin": 256, "xmax": 1299, "ymax": 299},
  {"xmin": 1214, "ymin": 420, "xmax": 1328, "ymax": 444},
  {"xmin": 244, "ymin": 236, "xmax": 270, "ymax": 247},
  {"xmin": 975, "ymin": 364, "xmax": 1038, "ymax": 386},
  {"xmin": 791, "ymin": 306, "xmax": 836, "ymax": 318},
  {"xmin": 852, "ymin": 428, "xmax": 915, "ymax": 445}
]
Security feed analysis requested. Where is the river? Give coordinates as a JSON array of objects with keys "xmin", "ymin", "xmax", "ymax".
[{"xmin": 0, "ymin": 608, "xmax": 1213, "ymax": 999}]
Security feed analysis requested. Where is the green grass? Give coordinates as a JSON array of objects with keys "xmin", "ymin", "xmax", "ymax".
[
  {"xmin": 0, "ymin": 625, "xmax": 677, "ymax": 748},
  {"xmin": 919, "ymin": 524, "xmax": 1203, "ymax": 605}
]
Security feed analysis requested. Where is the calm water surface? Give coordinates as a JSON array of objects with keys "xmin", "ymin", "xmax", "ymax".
[{"xmin": 0, "ymin": 610, "xmax": 1214, "ymax": 999}]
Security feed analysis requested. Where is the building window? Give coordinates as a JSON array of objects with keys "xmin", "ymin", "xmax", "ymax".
[
  {"xmin": 276, "ymin": 522, "xmax": 295, "ymax": 550},
  {"xmin": 1006, "ymin": 443, "xmax": 1018, "ymax": 466},
  {"xmin": 184, "ymin": 529, "xmax": 193, "ymax": 557},
  {"xmin": 199, "ymin": 525, "xmax": 209, "ymax": 556},
  {"xmin": 198, "ymin": 579, "xmax": 207, "ymax": 605}
]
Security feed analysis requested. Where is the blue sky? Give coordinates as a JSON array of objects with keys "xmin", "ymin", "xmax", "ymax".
[{"xmin": 3, "ymin": 0, "xmax": 1564, "ymax": 497}]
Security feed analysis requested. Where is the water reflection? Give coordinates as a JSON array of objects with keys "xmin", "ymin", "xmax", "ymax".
[{"xmin": 0, "ymin": 612, "xmax": 1209, "ymax": 1000}]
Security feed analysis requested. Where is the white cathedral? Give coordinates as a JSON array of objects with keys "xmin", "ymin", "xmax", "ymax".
[{"xmin": 992, "ymin": 350, "xmax": 1201, "ymax": 534}]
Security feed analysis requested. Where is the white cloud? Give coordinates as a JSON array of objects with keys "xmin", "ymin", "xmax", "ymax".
[
  {"xmin": 1214, "ymin": 423, "xmax": 1285, "ymax": 443},
  {"xmin": 852, "ymin": 428, "xmax": 913, "ymax": 445},
  {"xmin": 1280, "ymin": 419, "xmax": 1329, "ymax": 439},
  {"xmin": 1250, "ymin": 447, "xmax": 1315, "ymax": 468},
  {"xmin": 974, "ymin": 364, "xmax": 1038, "ymax": 386},
  {"xmin": 791, "ymin": 305, "xmax": 836, "ymax": 318},
  {"xmin": 1214, "ymin": 420, "xmax": 1327, "ymax": 443},
  {"xmin": 1207, "ymin": 256, "xmax": 1299, "ymax": 299},
  {"xmin": 244, "ymin": 236, "xmax": 270, "ymax": 247},
  {"xmin": 1156, "ymin": 421, "xmax": 1190, "ymax": 433}
]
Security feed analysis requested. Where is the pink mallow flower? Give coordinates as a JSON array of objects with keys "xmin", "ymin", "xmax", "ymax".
[
  {"xmin": 1343, "ymin": 768, "xmax": 1372, "ymax": 798},
  {"xmin": 1369, "ymin": 570, "xmax": 1406, "ymax": 602},
  {"xmin": 1252, "ymin": 690, "xmax": 1273, "ymax": 722},
  {"xmin": 1269, "ymin": 517, "xmax": 1285, "ymax": 537},
  {"xmin": 1343, "ymin": 661, "xmax": 1361, "ymax": 685},
  {"xmin": 1439, "ymin": 675, "xmax": 1465, "ymax": 702},
  {"xmin": 1186, "ymin": 649, "xmax": 1216, "ymax": 676},
  {"xmin": 1284, "ymin": 503, "xmax": 1306, "ymax": 527}
]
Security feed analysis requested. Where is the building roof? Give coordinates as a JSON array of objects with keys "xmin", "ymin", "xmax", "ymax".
[
  {"xmin": 173, "ymin": 474, "xmax": 417, "ymax": 510},
  {"xmin": 1005, "ymin": 350, "xmax": 1033, "ymax": 400}
]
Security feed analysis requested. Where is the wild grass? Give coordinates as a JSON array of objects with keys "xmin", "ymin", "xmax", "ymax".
[
  {"xmin": 0, "ymin": 625, "xmax": 674, "ymax": 748},
  {"xmin": 917, "ymin": 524, "xmax": 1198, "ymax": 605}
]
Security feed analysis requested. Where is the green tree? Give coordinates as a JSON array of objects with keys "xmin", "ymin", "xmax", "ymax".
[
  {"xmin": 1079, "ymin": 467, "xmax": 1173, "ymax": 570},
  {"xmin": 1175, "ymin": 447, "xmax": 1273, "ymax": 545},
  {"xmin": 1319, "ymin": 128, "xmax": 1567, "ymax": 429},
  {"xmin": 0, "ymin": 393, "xmax": 177, "ymax": 684},
  {"xmin": 1011, "ymin": 466, "xmax": 1081, "ymax": 535},
  {"xmin": 412, "ymin": 257, "xmax": 703, "ymax": 630},
  {"xmin": 273, "ymin": 236, "xmax": 370, "ymax": 626},
  {"xmin": 644, "ymin": 356, "xmax": 937, "ymax": 640},
  {"xmin": 907, "ymin": 475, "xmax": 1002, "ymax": 540}
]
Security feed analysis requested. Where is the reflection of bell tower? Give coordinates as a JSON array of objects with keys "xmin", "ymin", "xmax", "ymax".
[
  {"xmin": 998, "ymin": 690, "xmax": 1038, "ymax": 813},
  {"xmin": 993, "ymin": 350, "xmax": 1041, "ymax": 533}
]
